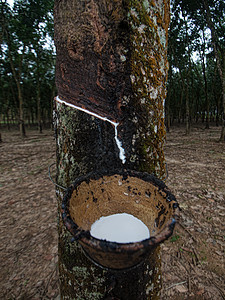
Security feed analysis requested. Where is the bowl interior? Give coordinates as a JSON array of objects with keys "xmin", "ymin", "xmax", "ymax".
[{"xmin": 69, "ymin": 174, "xmax": 174, "ymax": 238}]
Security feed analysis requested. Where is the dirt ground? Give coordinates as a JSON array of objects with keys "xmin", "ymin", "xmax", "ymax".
[
  {"xmin": 162, "ymin": 125, "xmax": 224, "ymax": 300},
  {"xmin": 0, "ymin": 124, "xmax": 224, "ymax": 299}
]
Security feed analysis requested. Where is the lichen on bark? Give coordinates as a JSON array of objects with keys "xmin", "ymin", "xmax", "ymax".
[
  {"xmin": 54, "ymin": 0, "xmax": 170, "ymax": 298},
  {"xmin": 55, "ymin": 102, "xmax": 162, "ymax": 299},
  {"xmin": 125, "ymin": 0, "xmax": 170, "ymax": 179},
  {"xmin": 54, "ymin": 102, "xmax": 108, "ymax": 298}
]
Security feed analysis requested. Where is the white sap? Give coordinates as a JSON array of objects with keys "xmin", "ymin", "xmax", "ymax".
[
  {"xmin": 55, "ymin": 96, "xmax": 126, "ymax": 163},
  {"xmin": 90, "ymin": 213, "xmax": 150, "ymax": 243}
]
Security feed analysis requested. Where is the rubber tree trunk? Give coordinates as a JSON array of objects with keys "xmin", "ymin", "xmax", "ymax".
[
  {"xmin": 9, "ymin": 48, "xmax": 26, "ymax": 137},
  {"xmin": 18, "ymin": 86, "xmax": 26, "ymax": 137},
  {"xmin": 36, "ymin": 53, "xmax": 43, "ymax": 134},
  {"xmin": 202, "ymin": 0, "xmax": 225, "ymax": 141},
  {"xmin": 165, "ymin": 66, "xmax": 172, "ymax": 132},
  {"xmin": 219, "ymin": 52, "xmax": 225, "ymax": 141},
  {"xmin": 2, "ymin": 11, "xmax": 26, "ymax": 137},
  {"xmin": 200, "ymin": 30, "xmax": 209, "ymax": 130},
  {"xmin": 54, "ymin": 0, "xmax": 170, "ymax": 298}
]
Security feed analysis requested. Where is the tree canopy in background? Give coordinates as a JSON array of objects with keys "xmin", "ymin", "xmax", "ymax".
[
  {"xmin": 167, "ymin": 0, "xmax": 225, "ymax": 139},
  {"xmin": 0, "ymin": 0, "xmax": 55, "ymax": 135},
  {"xmin": 0, "ymin": 0, "xmax": 224, "ymax": 139}
]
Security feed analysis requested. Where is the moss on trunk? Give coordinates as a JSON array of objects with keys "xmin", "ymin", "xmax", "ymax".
[{"xmin": 54, "ymin": 0, "xmax": 170, "ymax": 298}]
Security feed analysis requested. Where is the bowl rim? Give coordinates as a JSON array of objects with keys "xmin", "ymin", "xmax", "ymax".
[{"xmin": 61, "ymin": 169, "xmax": 179, "ymax": 253}]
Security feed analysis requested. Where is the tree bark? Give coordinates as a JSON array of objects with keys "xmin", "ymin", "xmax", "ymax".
[
  {"xmin": 1, "ymin": 2, "xmax": 26, "ymax": 137},
  {"xmin": 219, "ymin": 52, "xmax": 225, "ymax": 141},
  {"xmin": 166, "ymin": 66, "xmax": 172, "ymax": 132},
  {"xmin": 54, "ymin": 0, "xmax": 170, "ymax": 298},
  {"xmin": 36, "ymin": 55, "xmax": 42, "ymax": 133},
  {"xmin": 6, "ymin": 30, "xmax": 26, "ymax": 136},
  {"xmin": 202, "ymin": 0, "xmax": 225, "ymax": 140},
  {"xmin": 185, "ymin": 83, "xmax": 190, "ymax": 134},
  {"xmin": 200, "ymin": 30, "xmax": 209, "ymax": 129},
  {"xmin": 178, "ymin": 67, "xmax": 190, "ymax": 134}
]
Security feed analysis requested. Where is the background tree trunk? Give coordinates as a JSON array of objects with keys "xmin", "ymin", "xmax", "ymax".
[
  {"xmin": 200, "ymin": 30, "xmax": 209, "ymax": 129},
  {"xmin": 219, "ymin": 52, "xmax": 225, "ymax": 141},
  {"xmin": 202, "ymin": 0, "xmax": 225, "ymax": 140},
  {"xmin": 8, "ymin": 42, "xmax": 26, "ymax": 136},
  {"xmin": 166, "ymin": 67, "xmax": 172, "ymax": 132},
  {"xmin": 54, "ymin": 0, "xmax": 170, "ymax": 298},
  {"xmin": 2, "ymin": 10, "xmax": 26, "ymax": 137},
  {"xmin": 36, "ymin": 52, "xmax": 43, "ymax": 134}
]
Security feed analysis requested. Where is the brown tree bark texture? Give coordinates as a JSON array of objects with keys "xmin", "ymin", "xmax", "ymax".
[
  {"xmin": 202, "ymin": 0, "xmax": 225, "ymax": 141},
  {"xmin": 54, "ymin": 0, "xmax": 170, "ymax": 299}
]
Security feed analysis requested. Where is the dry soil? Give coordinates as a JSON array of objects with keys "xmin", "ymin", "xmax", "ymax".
[{"xmin": 0, "ymin": 124, "xmax": 224, "ymax": 299}]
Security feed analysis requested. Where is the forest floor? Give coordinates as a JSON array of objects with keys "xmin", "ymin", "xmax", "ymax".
[{"xmin": 0, "ymin": 124, "xmax": 224, "ymax": 300}]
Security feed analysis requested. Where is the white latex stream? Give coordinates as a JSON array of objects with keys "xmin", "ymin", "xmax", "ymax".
[{"xmin": 56, "ymin": 96, "xmax": 126, "ymax": 163}]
